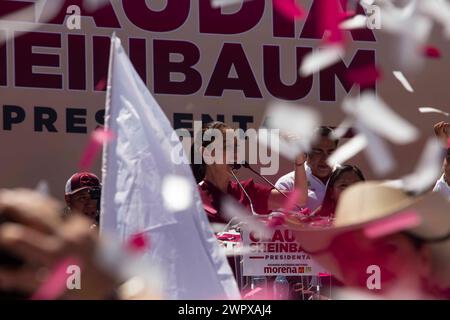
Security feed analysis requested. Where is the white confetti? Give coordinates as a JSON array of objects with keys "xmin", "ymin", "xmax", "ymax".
[
  {"xmin": 260, "ymin": 103, "xmax": 320, "ymax": 159},
  {"xmin": 401, "ymin": 138, "xmax": 445, "ymax": 194},
  {"xmin": 343, "ymin": 92, "xmax": 419, "ymax": 145},
  {"xmin": 211, "ymin": 0, "xmax": 248, "ymax": 8},
  {"xmin": 264, "ymin": 103, "xmax": 320, "ymax": 146},
  {"xmin": 162, "ymin": 174, "xmax": 193, "ymax": 212},
  {"xmin": 393, "ymin": 71, "xmax": 414, "ymax": 92},
  {"xmin": 258, "ymin": 128, "xmax": 302, "ymax": 160},
  {"xmin": 327, "ymin": 134, "xmax": 368, "ymax": 168},
  {"xmin": 330, "ymin": 118, "xmax": 354, "ymax": 141},
  {"xmin": 299, "ymin": 45, "xmax": 345, "ymax": 77},
  {"xmin": 357, "ymin": 123, "xmax": 396, "ymax": 176},
  {"xmin": 339, "ymin": 14, "xmax": 368, "ymax": 30},
  {"xmin": 418, "ymin": 107, "xmax": 449, "ymax": 117}
]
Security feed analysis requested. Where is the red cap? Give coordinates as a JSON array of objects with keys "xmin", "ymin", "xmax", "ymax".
[{"xmin": 65, "ymin": 172, "xmax": 100, "ymax": 195}]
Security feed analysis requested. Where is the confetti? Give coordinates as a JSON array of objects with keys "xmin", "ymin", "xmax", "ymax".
[
  {"xmin": 79, "ymin": 128, "xmax": 115, "ymax": 170},
  {"xmin": 320, "ymin": 0, "xmax": 345, "ymax": 44},
  {"xmin": 95, "ymin": 78, "xmax": 107, "ymax": 91},
  {"xmin": 272, "ymin": 0, "xmax": 305, "ymax": 21},
  {"xmin": 401, "ymin": 138, "xmax": 446, "ymax": 194},
  {"xmin": 357, "ymin": 122, "xmax": 396, "ymax": 176},
  {"xmin": 423, "ymin": 45, "xmax": 441, "ymax": 58},
  {"xmin": 339, "ymin": 14, "xmax": 368, "ymax": 30},
  {"xmin": 343, "ymin": 92, "xmax": 419, "ymax": 145},
  {"xmin": 393, "ymin": 71, "xmax": 414, "ymax": 92},
  {"xmin": 211, "ymin": 0, "xmax": 248, "ymax": 9},
  {"xmin": 126, "ymin": 232, "xmax": 150, "ymax": 253},
  {"xmin": 326, "ymin": 134, "xmax": 368, "ymax": 168},
  {"xmin": 261, "ymin": 103, "xmax": 320, "ymax": 159},
  {"xmin": 299, "ymin": 45, "xmax": 345, "ymax": 77},
  {"xmin": 161, "ymin": 174, "xmax": 193, "ymax": 212},
  {"xmin": 346, "ymin": 64, "xmax": 382, "ymax": 88},
  {"xmin": 418, "ymin": 107, "xmax": 449, "ymax": 117},
  {"xmin": 266, "ymin": 213, "xmax": 286, "ymax": 229}
]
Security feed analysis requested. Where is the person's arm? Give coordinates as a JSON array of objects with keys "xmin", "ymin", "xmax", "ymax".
[{"xmin": 268, "ymin": 153, "xmax": 308, "ymax": 210}]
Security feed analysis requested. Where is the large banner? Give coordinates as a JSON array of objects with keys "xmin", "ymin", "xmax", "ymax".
[
  {"xmin": 242, "ymin": 228, "xmax": 327, "ymax": 276},
  {"xmin": 1, "ymin": 0, "xmax": 448, "ymax": 197}
]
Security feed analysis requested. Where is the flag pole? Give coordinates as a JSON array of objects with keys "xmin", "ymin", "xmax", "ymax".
[{"xmin": 99, "ymin": 32, "xmax": 117, "ymax": 234}]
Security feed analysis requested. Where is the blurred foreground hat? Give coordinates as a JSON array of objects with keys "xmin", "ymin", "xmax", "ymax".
[{"xmin": 286, "ymin": 181, "xmax": 450, "ymax": 280}]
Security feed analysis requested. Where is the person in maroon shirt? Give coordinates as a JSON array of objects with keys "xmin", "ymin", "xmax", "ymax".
[{"xmin": 191, "ymin": 121, "xmax": 308, "ymax": 224}]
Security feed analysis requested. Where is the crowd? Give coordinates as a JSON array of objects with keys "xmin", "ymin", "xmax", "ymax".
[{"xmin": 0, "ymin": 120, "xmax": 449, "ymax": 300}]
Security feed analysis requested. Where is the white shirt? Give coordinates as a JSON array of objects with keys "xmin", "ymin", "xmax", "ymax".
[
  {"xmin": 275, "ymin": 164, "xmax": 329, "ymax": 212},
  {"xmin": 433, "ymin": 174, "xmax": 450, "ymax": 201}
]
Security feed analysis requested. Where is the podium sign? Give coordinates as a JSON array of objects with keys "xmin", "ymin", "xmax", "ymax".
[{"xmin": 242, "ymin": 227, "xmax": 328, "ymax": 276}]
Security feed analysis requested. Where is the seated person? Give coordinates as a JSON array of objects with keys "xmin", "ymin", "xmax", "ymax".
[{"xmin": 314, "ymin": 165, "xmax": 365, "ymax": 218}]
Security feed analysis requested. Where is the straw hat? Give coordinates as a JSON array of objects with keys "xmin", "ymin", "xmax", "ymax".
[{"xmin": 286, "ymin": 181, "xmax": 450, "ymax": 281}]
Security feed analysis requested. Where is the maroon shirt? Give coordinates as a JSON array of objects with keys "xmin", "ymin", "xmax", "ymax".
[{"xmin": 198, "ymin": 178, "xmax": 273, "ymax": 223}]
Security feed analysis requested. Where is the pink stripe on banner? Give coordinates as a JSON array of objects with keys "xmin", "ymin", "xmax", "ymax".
[
  {"xmin": 273, "ymin": 0, "xmax": 305, "ymax": 21},
  {"xmin": 79, "ymin": 128, "xmax": 115, "ymax": 171},
  {"xmin": 363, "ymin": 211, "xmax": 422, "ymax": 239},
  {"xmin": 31, "ymin": 257, "xmax": 81, "ymax": 300}
]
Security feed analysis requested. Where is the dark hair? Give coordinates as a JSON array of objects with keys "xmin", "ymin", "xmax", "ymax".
[
  {"xmin": 190, "ymin": 121, "xmax": 229, "ymax": 183},
  {"xmin": 315, "ymin": 126, "xmax": 339, "ymax": 146},
  {"xmin": 316, "ymin": 165, "xmax": 365, "ymax": 217}
]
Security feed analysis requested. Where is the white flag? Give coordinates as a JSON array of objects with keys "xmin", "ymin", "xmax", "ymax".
[{"xmin": 100, "ymin": 35, "xmax": 240, "ymax": 300}]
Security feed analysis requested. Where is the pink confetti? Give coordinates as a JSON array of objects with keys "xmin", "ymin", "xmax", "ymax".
[
  {"xmin": 318, "ymin": 272, "xmax": 331, "ymax": 277},
  {"xmin": 242, "ymin": 287, "xmax": 274, "ymax": 300},
  {"xmin": 300, "ymin": 207, "xmax": 311, "ymax": 216},
  {"xmin": 320, "ymin": 0, "xmax": 345, "ymax": 45},
  {"xmin": 203, "ymin": 203, "xmax": 218, "ymax": 215},
  {"xmin": 266, "ymin": 214, "xmax": 286, "ymax": 228},
  {"xmin": 273, "ymin": 0, "xmax": 305, "ymax": 21},
  {"xmin": 79, "ymin": 128, "xmax": 115, "ymax": 171},
  {"xmin": 95, "ymin": 77, "xmax": 107, "ymax": 91},
  {"xmin": 126, "ymin": 232, "xmax": 150, "ymax": 253},
  {"xmin": 423, "ymin": 46, "xmax": 441, "ymax": 59},
  {"xmin": 363, "ymin": 211, "xmax": 422, "ymax": 239},
  {"xmin": 346, "ymin": 64, "xmax": 382, "ymax": 88},
  {"xmin": 31, "ymin": 257, "xmax": 81, "ymax": 300}
]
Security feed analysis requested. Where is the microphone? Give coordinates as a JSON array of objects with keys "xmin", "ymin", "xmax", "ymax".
[
  {"xmin": 229, "ymin": 165, "xmax": 257, "ymax": 215},
  {"xmin": 242, "ymin": 162, "xmax": 303, "ymax": 212},
  {"xmin": 232, "ymin": 163, "xmax": 242, "ymax": 171}
]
